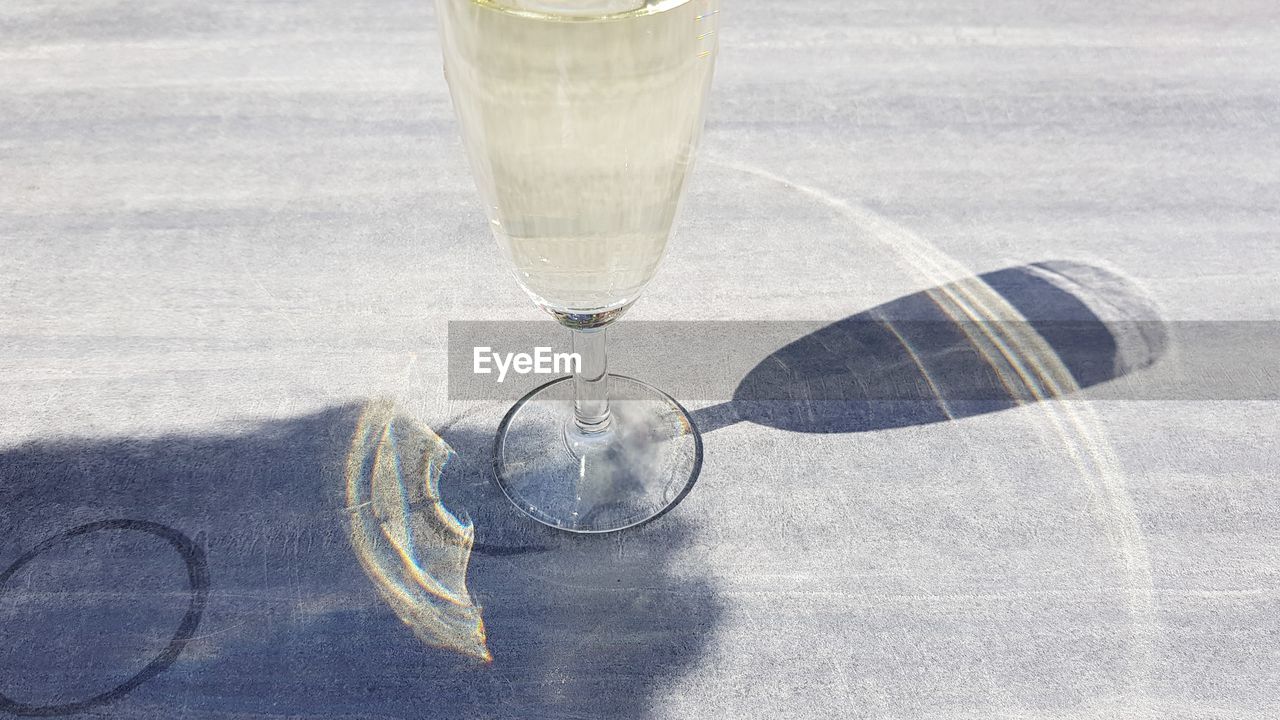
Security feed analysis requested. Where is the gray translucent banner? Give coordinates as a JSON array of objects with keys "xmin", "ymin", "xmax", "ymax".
[{"xmin": 447, "ymin": 320, "xmax": 1280, "ymax": 404}]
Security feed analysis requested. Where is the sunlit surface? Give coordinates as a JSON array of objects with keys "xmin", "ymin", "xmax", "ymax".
[
  {"xmin": 344, "ymin": 401, "xmax": 490, "ymax": 662},
  {"xmin": 713, "ymin": 158, "xmax": 1160, "ymax": 710}
]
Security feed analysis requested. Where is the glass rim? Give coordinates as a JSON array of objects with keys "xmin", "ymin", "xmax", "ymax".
[{"xmin": 466, "ymin": 0, "xmax": 707, "ymax": 23}]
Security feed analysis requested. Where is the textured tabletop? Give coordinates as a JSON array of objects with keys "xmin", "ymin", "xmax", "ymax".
[{"xmin": 2, "ymin": 1, "xmax": 1278, "ymax": 718}]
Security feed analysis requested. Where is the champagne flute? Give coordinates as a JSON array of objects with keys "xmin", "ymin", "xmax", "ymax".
[{"xmin": 436, "ymin": 0, "xmax": 720, "ymax": 532}]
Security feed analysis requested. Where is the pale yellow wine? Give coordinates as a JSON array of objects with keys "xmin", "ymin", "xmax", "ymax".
[{"xmin": 436, "ymin": 0, "xmax": 719, "ymax": 315}]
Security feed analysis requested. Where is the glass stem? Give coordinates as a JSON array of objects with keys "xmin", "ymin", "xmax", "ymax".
[{"xmin": 571, "ymin": 327, "xmax": 611, "ymax": 433}]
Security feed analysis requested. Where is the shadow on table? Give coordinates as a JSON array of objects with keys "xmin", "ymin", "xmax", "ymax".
[
  {"xmin": 692, "ymin": 260, "xmax": 1167, "ymax": 434},
  {"xmin": 0, "ymin": 405, "xmax": 719, "ymax": 719},
  {"xmin": 0, "ymin": 259, "xmax": 1164, "ymax": 718}
]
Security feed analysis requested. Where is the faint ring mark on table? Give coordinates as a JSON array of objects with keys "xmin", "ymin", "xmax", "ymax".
[{"xmin": 0, "ymin": 519, "xmax": 210, "ymax": 717}]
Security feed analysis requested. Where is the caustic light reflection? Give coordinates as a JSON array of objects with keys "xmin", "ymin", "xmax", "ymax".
[{"xmin": 344, "ymin": 400, "xmax": 490, "ymax": 662}]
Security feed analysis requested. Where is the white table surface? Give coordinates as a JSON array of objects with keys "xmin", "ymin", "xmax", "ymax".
[{"xmin": 2, "ymin": 1, "xmax": 1278, "ymax": 718}]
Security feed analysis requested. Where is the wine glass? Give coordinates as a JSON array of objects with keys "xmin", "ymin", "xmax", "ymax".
[{"xmin": 435, "ymin": 0, "xmax": 720, "ymax": 533}]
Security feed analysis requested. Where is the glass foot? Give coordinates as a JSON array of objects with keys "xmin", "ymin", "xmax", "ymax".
[{"xmin": 493, "ymin": 375, "xmax": 703, "ymax": 533}]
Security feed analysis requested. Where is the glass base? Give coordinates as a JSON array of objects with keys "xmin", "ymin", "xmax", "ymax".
[{"xmin": 493, "ymin": 375, "xmax": 702, "ymax": 533}]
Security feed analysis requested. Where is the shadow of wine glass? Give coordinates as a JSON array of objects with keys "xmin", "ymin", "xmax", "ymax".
[
  {"xmin": 0, "ymin": 260, "xmax": 1164, "ymax": 718},
  {"xmin": 691, "ymin": 260, "xmax": 1167, "ymax": 435},
  {"xmin": 0, "ymin": 404, "xmax": 720, "ymax": 719}
]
